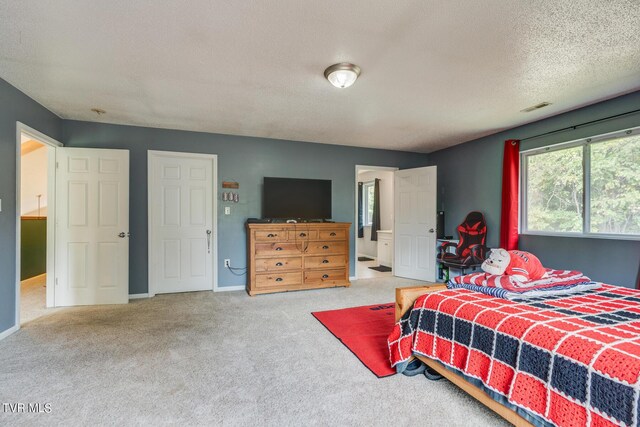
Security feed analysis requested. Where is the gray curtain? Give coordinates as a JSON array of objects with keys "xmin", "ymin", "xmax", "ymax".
[
  {"xmin": 357, "ymin": 182, "xmax": 364, "ymax": 238},
  {"xmin": 370, "ymin": 179, "xmax": 381, "ymax": 241}
]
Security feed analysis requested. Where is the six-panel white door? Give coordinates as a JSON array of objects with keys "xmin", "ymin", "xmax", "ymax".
[
  {"xmin": 55, "ymin": 148, "xmax": 130, "ymax": 306},
  {"xmin": 394, "ymin": 166, "xmax": 437, "ymax": 282},
  {"xmin": 149, "ymin": 151, "xmax": 215, "ymax": 295}
]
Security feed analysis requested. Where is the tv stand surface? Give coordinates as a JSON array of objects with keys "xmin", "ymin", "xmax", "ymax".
[
  {"xmin": 263, "ymin": 218, "xmax": 334, "ymax": 224},
  {"xmin": 246, "ymin": 222, "xmax": 351, "ymax": 296}
]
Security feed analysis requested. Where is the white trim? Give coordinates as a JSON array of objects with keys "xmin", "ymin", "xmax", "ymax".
[
  {"xmin": 520, "ymin": 125, "xmax": 640, "ymax": 155},
  {"xmin": 148, "ymin": 150, "xmax": 219, "ymax": 297},
  {"xmin": 354, "ymin": 165, "xmax": 398, "ymax": 280},
  {"xmin": 349, "ymin": 276, "xmax": 357, "ymax": 281},
  {"xmin": 129, "ymin": 293, "xmax": 149, "ymax": 299},
  {"xmin": 215, "ymin": 285, "xmax": 246, "ymax": 292},
  {"xmin": 0, "ymin": 325, "xmax": 19, "ymax": 341},
  {"xmin": 520, "ymin": 125, "xmax": 640, "ymax": 240},
  {"xmin": 520, "ymin": 231, "xmax": 640, "ymax": 241},
  {"xmin": 15, "ymin": 122, "xmax": 62, "ymax": 331}
]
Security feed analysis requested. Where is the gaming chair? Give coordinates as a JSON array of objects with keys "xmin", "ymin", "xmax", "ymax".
[{"xmin": 437, "ymin": 211, "xmax": 489, "ymax": 274}]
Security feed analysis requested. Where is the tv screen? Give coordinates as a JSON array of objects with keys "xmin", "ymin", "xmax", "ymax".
[{"xmin": 263, "ymin": 177, "xmax": 332, "ymax": 219}]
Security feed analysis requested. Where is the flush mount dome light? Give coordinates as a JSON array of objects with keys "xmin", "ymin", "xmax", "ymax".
[{"xmin": 324, "ymin": 63, "xmax": 361, "ymax": 88}]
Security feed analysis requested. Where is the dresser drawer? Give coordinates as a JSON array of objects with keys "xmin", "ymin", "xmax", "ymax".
[
  {"xmin": 304, "ymin": 268, "xmax": 347, "ymax": 285},
  {"xmin": 254, "ymin": 230, "xmax": 288, "ymax": 241},
  {"xmin": 255, "ymin": 242, "xmax": 303, "ymax": 257},
  {"xmin": 255, "ymin": 272, "xmax": 302, "ymax": 289},
  {"xmin": 255, "ymin": 257, "xmax": 302, "ymax": 272},
  {"xmin": 288, "ymin": 230, "xmax": 318, "ymax": 240},
  {"xmin": 318, "ymin": 229, "xmax": 346, "ymax": 240},
  {"xmin": 305, "ymin": 241, "xmax": 347, "ymax": 255},
  {"xmin": 304, "ymin": 255, "xmax": 346, "ymax": 269}
]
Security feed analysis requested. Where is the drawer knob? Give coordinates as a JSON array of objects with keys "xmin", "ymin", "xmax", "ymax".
[
  {"xmin": 275, "ymin": 262, "xmax": 283, "ymax": 266},
  {"xmin": 322, "ymin": 274, "xmax": 329, "ymax": 279},
  {"xmin": 300, "ymin": 233, "xmax": 306, "ymax": 237},
  {"xmin": 322, "ymin": 245, "xmax": 329, "ymax": 250},
  {"xmin": 330, "ymin": 232, "xmax": 336, "ymax": 236},
  {"xmin": 322, "ymin": 259, "xmax": 329, "ymax": 264},
  {"xmin": 275, "ymin": 247, "xmax": 283, "ymax": 251},
  {"xmin": 267, "ymin": 233, "xmax": 275, "ymax": 237},
  {"xmin": 275, "ymin": 277, "xmax": 283, "ymax": 282}
]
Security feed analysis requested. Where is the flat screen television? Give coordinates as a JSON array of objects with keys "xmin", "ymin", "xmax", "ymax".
[{"xmin": 263, "ymin": 177, "xmax": 332, "ymax": 220}]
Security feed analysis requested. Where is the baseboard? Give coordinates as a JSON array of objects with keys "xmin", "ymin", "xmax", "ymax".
[
  {"xmin": 214, "ymin": 285, "xmax": 246, "ymax": 292},
  {"xmin": 0, "ymin": 324, "xmax": 19, "ymax": 341},
  {"xmin": 129, "ymin": 293, "xmax": 149, "ymax": 299},
  {"xmin": 349, "ymin": 276, "xmax": 357, "ymax": 281}
]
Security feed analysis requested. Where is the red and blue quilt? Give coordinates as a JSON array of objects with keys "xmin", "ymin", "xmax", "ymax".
[{"xmin": 388, "ymin": 285, "xmax": 640, "ymax": 427}]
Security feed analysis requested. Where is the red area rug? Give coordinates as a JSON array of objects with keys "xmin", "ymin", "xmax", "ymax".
[{"xmin": 312, "ymin": 303, "xmax": 396, "ymax": 378}]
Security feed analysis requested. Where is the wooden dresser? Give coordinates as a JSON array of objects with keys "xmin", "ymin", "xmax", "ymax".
[{"xmin": 246, "ymin": 222, "xmax": 351, "ymax": 296}]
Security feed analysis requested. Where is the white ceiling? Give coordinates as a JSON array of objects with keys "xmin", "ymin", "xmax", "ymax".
[{"xmin": 1, "ymin": 1, "xmax": 639, "ymax": 153}]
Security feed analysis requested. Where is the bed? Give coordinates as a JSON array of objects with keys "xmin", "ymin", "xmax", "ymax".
[{"xmin": 391, "ymin": 284, "xmax": 640, "ymax": 427}]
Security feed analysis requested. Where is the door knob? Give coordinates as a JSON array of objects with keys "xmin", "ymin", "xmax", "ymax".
[
  {"xmin": 429, "ymin": 228, "xmax": 435, "ymax": 233},
  {"xmin": 118, "ymin": 232, "xmax": 126, "ymax": 238}
]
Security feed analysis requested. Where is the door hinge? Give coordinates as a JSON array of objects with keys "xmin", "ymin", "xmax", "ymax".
[
  {"xmin": 56, "ymin": 161, "xmax": 59, "ymax": 169},
  {"xmin": 55, "ymin": 277, "xmax": 59, "ymax": 286}
]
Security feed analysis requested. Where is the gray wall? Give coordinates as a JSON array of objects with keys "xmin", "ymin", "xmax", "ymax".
[
  {"xmin": 61, "ymin": 120, "xmax": 430, "ymax": 294},
  {"xmin": 0, "ymin": 78, "xmax": 61, "ymax": 333},
  {"xmin": 429, "ymin": 90, "xmax": 640, "ymax": 288}
]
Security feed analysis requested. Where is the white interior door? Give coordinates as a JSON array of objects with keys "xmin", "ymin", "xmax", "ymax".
[
  {"xmin": 55, "ymin": 148, "xmax": 129, "ymax": 306},
  {"xmin": 149, "ymin": 151, "xmax": 215, "ymax": 295},
  {"xmin": 394, "ymin": 166, "xmax": 437, "ymax": 282}
]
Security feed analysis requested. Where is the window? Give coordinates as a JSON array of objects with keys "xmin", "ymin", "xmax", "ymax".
[
  {"xmin": 363, "ymin": 181, "xmax": 375, "ymax": 225},
  {"xmin": 522, "ymin": 128, "xmax": 640, "ymax": 238}
]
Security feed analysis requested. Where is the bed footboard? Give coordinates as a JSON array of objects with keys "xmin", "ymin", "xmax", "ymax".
[{"xmin": 395, "ymin": 284, "xmax": 446, "ymax": 321}]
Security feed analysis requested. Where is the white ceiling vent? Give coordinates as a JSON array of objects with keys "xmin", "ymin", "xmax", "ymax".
[{"xmin": 521, "ymin": 102, "xmax": 552, "ymax": 113}]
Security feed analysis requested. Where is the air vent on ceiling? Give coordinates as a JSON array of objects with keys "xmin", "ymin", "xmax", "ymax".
[{"xmin": 521, "ymin": 102, "xmax": 552, "ymax": 113}]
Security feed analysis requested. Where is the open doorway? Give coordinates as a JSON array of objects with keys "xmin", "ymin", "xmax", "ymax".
[
  {"xmin": 354, "ymin": 165, "xmax": 397, "ymax": 280},
  {"xmin": 16, "ymin": 123, "xmax": 61, "ymax": 325}
]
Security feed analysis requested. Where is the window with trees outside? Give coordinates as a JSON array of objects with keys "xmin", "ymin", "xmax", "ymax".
[
  {"xmin": 363, "ymin": 181, "xmax": 375, "ymax": 226},
  {"xmin": 521, "ymin": 127, "xmax": 639, "ymax": 238}
]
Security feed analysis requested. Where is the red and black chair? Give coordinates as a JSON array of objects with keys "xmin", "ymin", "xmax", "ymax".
[{"xmin": 437, "ymin": 211, "xmax": 489, "ymax": 275}]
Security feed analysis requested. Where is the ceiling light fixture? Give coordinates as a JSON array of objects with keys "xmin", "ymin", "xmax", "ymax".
[{"xmin": 324, "ymin": 63, "xmax": 361, "ymax": 89}]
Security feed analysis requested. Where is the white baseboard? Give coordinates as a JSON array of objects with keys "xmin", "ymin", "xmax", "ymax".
[
  {"xmin": 214, "ymin": 285, "xmax": 246, "ymax": 292},
  {"xmin": 0, "ymin": 324, "xmax": 19, "ymax": 341},
  {"xmin": 129, "ymin": 293, "xmax": 149, "ymax": 300},
  {"xmin": 349, "ymin": 276, "xmax": 357, "ymax": 281}
]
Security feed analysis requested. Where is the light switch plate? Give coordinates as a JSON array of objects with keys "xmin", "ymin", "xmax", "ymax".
[{"xmin": 224, "ymin": 206, "xmax": 230, "ymax": 215}]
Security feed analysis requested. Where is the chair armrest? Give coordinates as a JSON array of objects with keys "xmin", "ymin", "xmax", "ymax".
[
  {"xmin": 437, "ymin": 242, "xmax": 458, "ymax": 257},
  {"xmin": 469, "ymin": 244, "xmax": 490, "ymax": 261},
  {"xmin": 395, "ymin": 284, "xmax": 447, "ymax": 321}
]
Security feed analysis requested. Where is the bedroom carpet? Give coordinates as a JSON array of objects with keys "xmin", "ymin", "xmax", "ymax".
[{"xmin": 0, "ymin": 277, "xmax": 507, "ymax": 426}]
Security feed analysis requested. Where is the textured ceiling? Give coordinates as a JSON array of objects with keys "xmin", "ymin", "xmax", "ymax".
[{"xmin": 1, "ymin": 1, "xmax": 639, "ymax": 153}]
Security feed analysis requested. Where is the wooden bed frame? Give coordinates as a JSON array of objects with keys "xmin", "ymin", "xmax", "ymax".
[{"xmin": 395, "ymin": 285, "xmax": 534, "ymax": 427}]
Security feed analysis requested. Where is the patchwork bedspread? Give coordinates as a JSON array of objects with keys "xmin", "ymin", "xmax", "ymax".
[{"xmin": 388, "ymin": 285, "xmax": 640, "ymax": 427}]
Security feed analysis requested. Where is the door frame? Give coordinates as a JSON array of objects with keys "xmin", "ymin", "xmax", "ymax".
[
  {"xmin": 353, "ymin": 165, "xmax": 398, "ymax": 279},
  {"xmin": 15, "ymin": 122, "xmax": 62, "ymax": 327},
  {"xmin": 147, "ymin": 150, "xmax": 218, "ymax": 297}
]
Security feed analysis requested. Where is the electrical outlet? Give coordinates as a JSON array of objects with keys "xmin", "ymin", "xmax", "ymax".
[
  {"xmin": 224, "ymin": 206, "xmax": 231, "ymax": 215},
  {"xmin": 224, "ymin": 259, "xmax": 231, "ymax": 268}
]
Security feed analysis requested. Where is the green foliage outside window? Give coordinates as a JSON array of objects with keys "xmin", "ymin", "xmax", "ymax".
[{"xmin": 524, "ymin": 132, "xmax": 639, "ymax": 236}]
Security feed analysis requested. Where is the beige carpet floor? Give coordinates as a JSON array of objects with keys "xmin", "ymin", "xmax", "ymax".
[
  {"xmin": 20, "ymin": 274, "xmax": 62, "ymax": 325},
  {"xmin": 0, "ymin": 277, "xmax": 506, "ymax": 426}
]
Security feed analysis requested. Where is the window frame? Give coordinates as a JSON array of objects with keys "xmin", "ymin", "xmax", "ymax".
[
  {"xmin": 520, "ymin": 126, "xmax": 640, "ymax": 241},
  {"xmin": 362, "ymin": 181, "xmax": 375, "ymax": 226}
]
